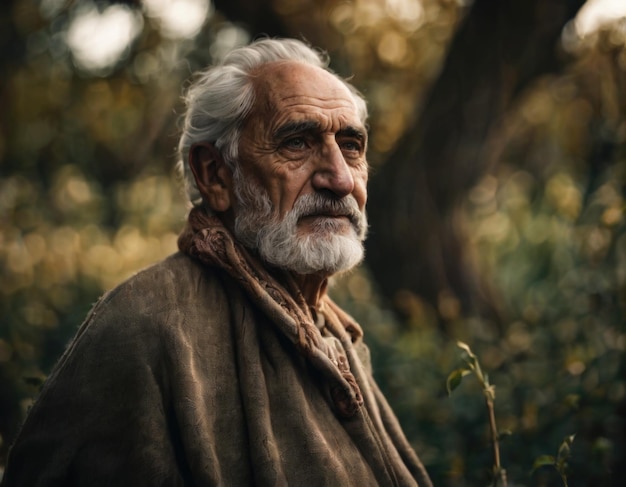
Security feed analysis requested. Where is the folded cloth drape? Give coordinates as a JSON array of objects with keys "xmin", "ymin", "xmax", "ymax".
[{"xmin": 2, "ymin": 207, "xmax": 433, "ymax": 487}]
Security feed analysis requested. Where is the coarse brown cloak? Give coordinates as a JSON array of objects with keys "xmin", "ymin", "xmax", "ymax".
[{"xmin": 2, "ymin": 209, "xmax": 432, "ymax": 486}]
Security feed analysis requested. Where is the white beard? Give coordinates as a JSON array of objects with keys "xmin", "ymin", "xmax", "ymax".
[{"xmin": 231, "ymin": 167, "xmax": 367, "ymax": 275}]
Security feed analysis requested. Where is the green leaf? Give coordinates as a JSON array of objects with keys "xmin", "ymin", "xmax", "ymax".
[
  {"xmin": 456, "ymin": 341, "xmax": 474, "ymax": 357},
  {"xmin": 531, "ymin": 455, "xmax": 556, "ymax": 473},
  {"xmin": 557, "ymin": 434, "xmax": 575, "ymax": 461},
  {"xmin": 498, "ymin": 429, "xmax": 513, "ymax": 441},
  {"xmin": 446, "ymin": 368, "xmax": 471, "ymax": 395}
]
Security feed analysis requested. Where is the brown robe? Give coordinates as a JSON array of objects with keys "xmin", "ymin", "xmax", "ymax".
[{"xmin": 2, "ymin": 212, "xmax": 432, "ymax": 487}]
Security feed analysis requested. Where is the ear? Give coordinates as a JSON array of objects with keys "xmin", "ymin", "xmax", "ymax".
[{"xmin": 189, "ymin": 142, "xmax": 233, "ymax": 212}]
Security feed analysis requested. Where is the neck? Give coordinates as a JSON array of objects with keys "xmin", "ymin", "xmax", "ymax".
[{"xmin": 291, "ymin": 272, "xmax": 330, "ymax": 309}]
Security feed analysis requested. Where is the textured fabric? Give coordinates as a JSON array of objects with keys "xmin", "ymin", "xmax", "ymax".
[
  {"xmin": 2, "ymin": 211, "xmax": 433, "ymax": 487},
  {"xmin": 177, "ymin": 207, "xmax": 365, "ymax": 419}
]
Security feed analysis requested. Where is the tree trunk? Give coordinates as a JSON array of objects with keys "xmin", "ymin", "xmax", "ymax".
[{"xmin": 366, "ymin": 0, "xmax": 585, "ymax": 328}]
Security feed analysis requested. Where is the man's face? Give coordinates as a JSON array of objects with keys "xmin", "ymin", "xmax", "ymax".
[{"xmin": 232, "ymin": 61, "xmax": 369, "ymax": 275}]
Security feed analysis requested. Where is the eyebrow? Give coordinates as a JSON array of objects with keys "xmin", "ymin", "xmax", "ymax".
[
  {"xmin": 273, "ymin": 120, "xmax": 367, "ymax": 142},
  {"xmin": 337, "ymin": 126, "xmax": 367, "ymax": 142},
  {"xmin": 273, "ymin": 120, "xmax": 321, "ymax": 141}
]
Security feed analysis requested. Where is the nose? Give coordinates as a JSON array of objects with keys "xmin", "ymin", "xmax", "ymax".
[{"xmin": 311, "ymin": 140, "xmax": 355, "ymax": 198}]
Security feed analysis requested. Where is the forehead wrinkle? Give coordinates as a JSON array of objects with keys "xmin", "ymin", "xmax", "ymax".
[
  {"xmin": 279, "ymin": 93, "xmax": 358, "ymax": 111},
  {"xmin": 255, "ymin": 67, "xmax": 358, "ymax": 110},
  {"xmin": 248, "ymin": 61, "xmax": 365, "ymax": 140}
]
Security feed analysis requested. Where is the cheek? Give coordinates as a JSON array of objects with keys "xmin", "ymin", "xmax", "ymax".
[
  {"xmin": 353, "ymin": 171, "xmax": 368, "ymax": 208},
  {"xmin": 279, "ymin": 175, "xmax": 312, "ymax": 210},
  {"xmin": 256, "ymin": 170, "xmax": 307, "ymax": 216}
]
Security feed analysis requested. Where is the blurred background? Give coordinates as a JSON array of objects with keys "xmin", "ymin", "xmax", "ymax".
[{"xmin": 0, "ymin": 0, "xmax": 624, "ymax": 485}]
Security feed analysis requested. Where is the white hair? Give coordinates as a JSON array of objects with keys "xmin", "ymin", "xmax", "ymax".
[
  {"xmin": 177, "ymin": 38, "xmax": 368, "ymax": 206},
  {"xmin": 232, "ymin": 167, "xmax": 367, "ymax": 274}
]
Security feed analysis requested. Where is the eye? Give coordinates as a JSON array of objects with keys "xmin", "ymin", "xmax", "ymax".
[
  {"xmin": 339, "ymin": 139, "xmax": 363, "ymax": 154},
  {"xmin": 283, "ymin": 136, "xmax": 307, "ymax": 150}
]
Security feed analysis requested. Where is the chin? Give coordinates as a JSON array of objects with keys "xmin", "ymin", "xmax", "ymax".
[
  {"xmin": 298, "ymin": 220, "xmax": 358, "ymax": 241},
  {"xmin": 265, "ymin": 233, "xmax": 365, "ymax": 276}
]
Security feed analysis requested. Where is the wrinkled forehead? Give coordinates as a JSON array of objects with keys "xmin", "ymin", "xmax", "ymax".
[{"xmin": 250, "ymin": 61, "xmax": 362, "ymax": 121}]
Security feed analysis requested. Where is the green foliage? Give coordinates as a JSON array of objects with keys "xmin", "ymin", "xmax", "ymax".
[
  {"xmin": 447, "ymin": 341, "xmax": 507, "ymax": 487},
  {"xmin": 446, "ymin": 366, "xmax": 470, "ymax": 396},
  {"xmin": 447, "ymin": 341, "xmax": 493, "ymax": 399},
  {"xmin": 1, "ymin": 2, "xmax": 624, "ymax": 487},
  {"xmin": 532, "ymin": 435, "xmax": 576, "ymax": 487}
]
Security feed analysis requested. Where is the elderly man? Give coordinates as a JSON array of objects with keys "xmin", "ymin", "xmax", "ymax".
[{"xmin": 2, "ymin": 38, "xmax": 432, "ymax": 486}]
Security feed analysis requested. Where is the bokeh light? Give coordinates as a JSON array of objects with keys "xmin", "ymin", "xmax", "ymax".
[
  {"xmin": 575, "ymin": 0, "xmax": 626, "ymax": 37},
  {"xmin": 143, "ymin": 0, "xmax": 212, "ymax": 39},
  {"xmin": 1, "ymin": 1, "xmax": 625, "ymax": 485},
  {"xmin": 66, "ymin": 2, "xmax": 143, "ymax": 72}
]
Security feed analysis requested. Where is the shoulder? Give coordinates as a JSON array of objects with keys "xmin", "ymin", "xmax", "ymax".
[
  {"xmin": 68, "ymin": 253, "xmax": 232, "ymax": 357},
  {"xmin": 96, "ymin": 252, "xmax": 227, "ymax": 320},
  {"xmin": 34, "ymin": 253, "xmax": 237, "ymax": 399},
  {"xmin": 103, "ymin": 252, "xmax": 221, "ymax": 307}
]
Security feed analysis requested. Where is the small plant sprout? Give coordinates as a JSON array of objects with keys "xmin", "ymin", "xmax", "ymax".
[
  {"xmin": 447, "ymin": 341, "xmax": 507, "ymax": 487},
  {"xmin": 532, "ymin": 434, "xmax": 575, "ymax": 487}
]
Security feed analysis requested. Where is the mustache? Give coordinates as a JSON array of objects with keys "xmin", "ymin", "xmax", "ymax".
[{"xmin": 291, "ymin": 193, "xmax": 367, "ymax": 236}]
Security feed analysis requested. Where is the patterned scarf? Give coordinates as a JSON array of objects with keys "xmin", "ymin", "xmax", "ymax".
[{"xmin": 178, "ymin": 206, "xmax": 364, "ymax": 417}]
